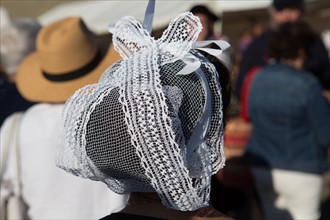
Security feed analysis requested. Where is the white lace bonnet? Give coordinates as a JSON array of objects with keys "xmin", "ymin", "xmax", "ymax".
[{"xmin": 56, "ymin": 3, "xmax": 230, "ymax": 211}]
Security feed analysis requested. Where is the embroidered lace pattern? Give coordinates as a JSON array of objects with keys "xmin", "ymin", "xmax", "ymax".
[{"xmin": 56, "ymin": 12, "xmax": 226, "ymax": 211}]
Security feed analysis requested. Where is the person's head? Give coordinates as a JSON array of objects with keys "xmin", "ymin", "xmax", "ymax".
[
  {"xmin": 57, "ymin": 12, "xmax": 231, "ymax": 211},
  {"xmin": 15, "ymin": 16, "xmax": 121, "ymax": 103},
  {"xmin": 0, "ymin": 18, "xmax": 41, "ymax": 81},
  {"xmin": 267, "ymin": 21, "xmax": 315, "ymax": 69},
  {"xmin": 270, "ymin": 0, "xmax": 304, "ymax": 26},
  {"xmin": 190, "ymin": 5, "xmax": 219, "ymax": 41}
]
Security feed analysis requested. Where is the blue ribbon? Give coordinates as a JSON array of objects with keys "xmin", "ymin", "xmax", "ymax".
[
  {"xmin": 185, "ymin": 67, "xmax": 212, "ymax": 161},
  {"xmin": 142, "ymin": 0, "xmax": 156, "ymax": 34}
]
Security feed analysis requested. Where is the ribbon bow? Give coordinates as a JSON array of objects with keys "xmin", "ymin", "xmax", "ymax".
[{"xmin": 108, "ymin": 1, "xmax": 230, "ymax": 177}]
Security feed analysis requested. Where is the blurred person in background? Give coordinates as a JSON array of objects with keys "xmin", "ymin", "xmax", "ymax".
[
  {"xmin": 236, "ymin": 20, "xmax": 263, "ymax": 65},
  {"xmin": 0, "ymin": 18, "xmax": 40, "ymax": 127},
  {"xmin": 244, "ymin": 21, "xmax": 330, "ymax": 220},
  {"xmin": 0, "ymin": 16, "xmax": 127, "ymax": 219},
  {"xmin": 232, "ymin": 20, "xmax": 263, "ymax": 97},
  {"xmin": 235, "ymin": 0, "xmax": 330, "ymax": 103},
  {"xmin": 190, "ymin": 4, "xmax": 223, "ymax": 41},
  {"xmin": 190, "ymin": 4, "xmax": 232, "ymax": 70}
]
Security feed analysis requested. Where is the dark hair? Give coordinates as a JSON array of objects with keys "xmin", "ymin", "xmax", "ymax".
[
  {"xmin": 267, "ymin": 21, "xmax": 316, "ymax": 61},
  {"xmin": 272, "ymin": 0, "xmax": 304, "ymax": 12}
]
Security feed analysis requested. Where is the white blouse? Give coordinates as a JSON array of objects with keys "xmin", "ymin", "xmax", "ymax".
[{"xmin": 0, "ymin": 103, "xmax": 129, "ymax": 219}]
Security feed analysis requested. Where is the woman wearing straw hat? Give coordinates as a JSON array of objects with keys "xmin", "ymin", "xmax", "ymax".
[{"xmin": 0, "ymin": 17, "xmax": 128, "ymax": 219}]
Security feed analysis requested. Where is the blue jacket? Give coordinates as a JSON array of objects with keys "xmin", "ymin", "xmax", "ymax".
[{"xmin": 244, "ymin": 63, "xmax": 330, "ymax": 174}]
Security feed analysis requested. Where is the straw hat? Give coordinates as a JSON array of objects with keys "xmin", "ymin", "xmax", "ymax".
[{"xmin": 16, "ymin": 17, "xmax": 121, "ymax": 103}]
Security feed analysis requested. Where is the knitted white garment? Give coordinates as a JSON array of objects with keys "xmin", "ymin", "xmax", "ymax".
[{"xmin": 56, "ymin": 12, "xmax": 226, "ymax": 211}]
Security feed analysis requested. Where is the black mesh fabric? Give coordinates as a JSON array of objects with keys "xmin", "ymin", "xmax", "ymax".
[{"xmin": 85, "ymin": 51, "xmax": 222, "ymax": 193}]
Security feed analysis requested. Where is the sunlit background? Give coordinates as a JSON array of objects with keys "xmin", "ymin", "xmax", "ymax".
[{"xmin": 1, "ymin": 0, "xmax": 329, "ymax": 53}]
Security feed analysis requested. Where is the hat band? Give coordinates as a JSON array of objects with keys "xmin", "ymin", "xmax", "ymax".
[{"xmin": 42, "ymin": 50, "xmax": 102, "ymax": 82}]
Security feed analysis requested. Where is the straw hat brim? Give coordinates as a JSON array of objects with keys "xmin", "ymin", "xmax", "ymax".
[{"xmin": 16, "ymin": 43, "xmax": 121, "ymax": 103}]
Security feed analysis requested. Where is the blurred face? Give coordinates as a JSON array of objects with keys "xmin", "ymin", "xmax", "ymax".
[
  {"xmin": 195, "ymin": 13, "xmax": 211, "ymax": 41},
  {"xmin": 272, "ymin": 8, "xmax": 302, "ymax": 25}
]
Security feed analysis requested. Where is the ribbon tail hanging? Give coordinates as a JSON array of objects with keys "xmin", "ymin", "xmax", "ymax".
[{"xmin": 142, "ymin": 0, "xmax": 156, "ymax": 34}]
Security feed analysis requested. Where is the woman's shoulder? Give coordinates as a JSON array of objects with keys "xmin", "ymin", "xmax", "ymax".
[
  {"xmin": 24, "ymin": 103, "xmax": 64, "ymax": 117},
  {"xmin": 21, "ymin": 103, "xmax": 65, "ymax": 130}
]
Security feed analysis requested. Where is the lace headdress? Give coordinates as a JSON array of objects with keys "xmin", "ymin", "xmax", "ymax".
[{"xmin": 56, "ymin": 10, "xmax": 230, "ymax": 211}]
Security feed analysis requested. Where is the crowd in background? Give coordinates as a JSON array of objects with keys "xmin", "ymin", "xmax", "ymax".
[{"xmin": 1, "ymin": 0, "xmax": 329, "ymax": 219}]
